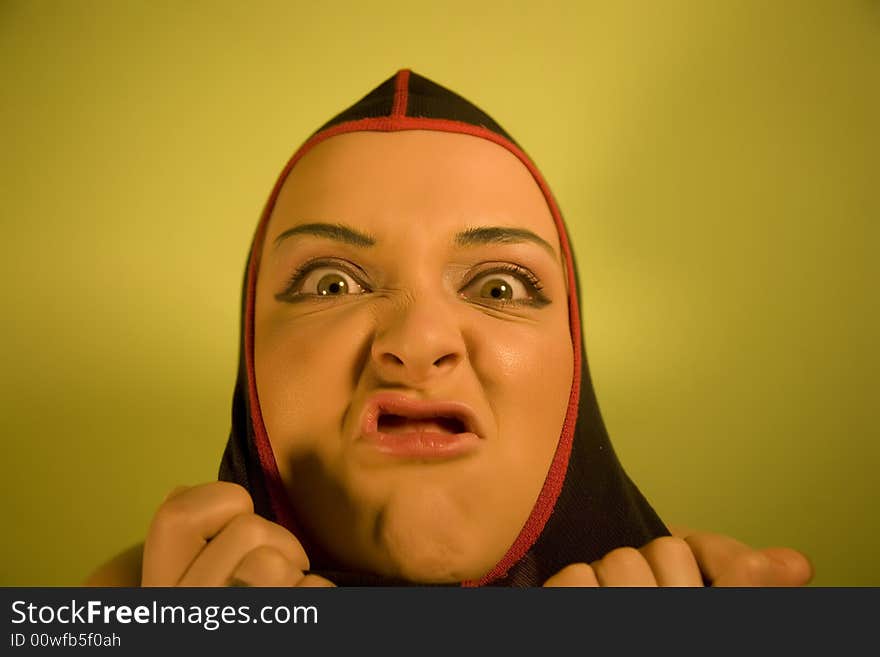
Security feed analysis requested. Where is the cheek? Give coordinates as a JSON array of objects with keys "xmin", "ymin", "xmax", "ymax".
[
  {"xmin": 254, "ymin": 306, "xmax": 370, "ymax": 457},
  {"xmin": 471, "ymin": 312, "xmax": 574, "ymax": 465},
  {"xmin": 471, "ymin": 308, "xmax": 574, "ymax": 403}
]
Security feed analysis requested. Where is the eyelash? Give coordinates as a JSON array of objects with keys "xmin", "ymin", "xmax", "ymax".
[
  {"xmin": 460, "ymin": 263, "xmax": 550, "ymax": 308},
  {"xmin": 275, "ymin": 258, "xmax": 549, "ymax": 308},
  {"xmin": 276, "ymin": 257, "xmax": 371, "ymax": 301}
]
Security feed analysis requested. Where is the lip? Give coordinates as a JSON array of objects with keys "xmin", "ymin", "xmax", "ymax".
[{"xmin": 358, "ymin": 391, "xmax": 483, "ymax": 459}]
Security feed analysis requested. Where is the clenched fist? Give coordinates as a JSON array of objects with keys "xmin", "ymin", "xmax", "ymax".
[{"xmin": 140, "ymin": 482, "xmax": 334, "ymax": 587}]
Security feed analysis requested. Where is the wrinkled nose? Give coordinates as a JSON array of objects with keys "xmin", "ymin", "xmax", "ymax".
[{"xmin": 369, "ymin": 293, "xmax": 464, "ymax": 387}]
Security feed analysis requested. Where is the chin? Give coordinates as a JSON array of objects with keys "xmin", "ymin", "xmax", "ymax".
[{"xmin": 368, "ymin": 486, "xmax": 500, "ymax": 584}]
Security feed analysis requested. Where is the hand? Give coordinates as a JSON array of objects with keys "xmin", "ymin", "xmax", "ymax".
[
  {"xmin": 674, "ymin": 527, "xmax": 813, "ymax": 587},
  {"xmin": 141, "ymin": 481, "xmax": 335, "ymax": 587},
  {"xmin": 542, "ymin": 531, "xmax": 813, "ymax": 587},
  {"xmin": 543, "ymin": 537, "xmax": 704, "ymax": 586}
]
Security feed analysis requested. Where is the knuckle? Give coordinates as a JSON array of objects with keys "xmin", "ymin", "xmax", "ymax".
[
  {"xmin": 161, "ymin": 485, "xmax": 190, "ymax": 504},
  {"xmin": 215, "ymin": 482, "xmax": 254, "ymax": 507},
  {"xmin": 545, "ymin": 562, "xmax": 595, "ymax": 586},
  {"xmin": 207, "ymin": 482, "xmax": 254, "ymax": 515},
  {"xmin": 150, "ymin": 496, "xmax": 193, "ymax": 535},
  {"xmin": 561, "ymin": 562, "xmax": 594, "ymax": 579},
  {"xmin": 226, "ymin": 514, "xmax": 308, "ymax": 569},
  {"xmin": 297, "ymin": 574, "xmax": 336, "ymax": 588},
  {"xmin": 243, "ymin": 545, "xmax": 291, "ymax": 574},
  {"xmin": 739, "ymin": 550, "xmax": 772, "ymax": 573},
  {"xmin": 231, "ymin": 546, "xmax": 294, "ymax": 586},
  {"xmin": 601, "ymin": 546, "xmax": 645, "ymax": 571},
  {"xmin": 729, "ymin": 551, "xmax": 773, "ymax": 584},
  {"xmin": 647, "ymin": 536, "xmax": 693, "ymax": 559},
  {"xmin": 228, "ymin": 513, "xmax": 271, "ymax": 543},
  {"xmin": 151, "ymin": 482, "xmax": 253, "ymax": 533}
]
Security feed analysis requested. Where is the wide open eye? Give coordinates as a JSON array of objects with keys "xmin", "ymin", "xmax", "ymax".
[
  {"xmin": 302, "ymin": 268, "xmax": 365, "ymax": 296},
  {"xmin": 459, "ymin": 265, "xmax": 549, "ymax": 308},
  {"xmin": 277, "ymin": 260, "xmax": 371, "ymax": 302},
  {"xmin": 468, "ymin": 274, "xmax": 524, "ymax": 302}
]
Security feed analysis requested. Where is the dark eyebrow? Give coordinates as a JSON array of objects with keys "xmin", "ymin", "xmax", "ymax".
[
  {"xmin": 454, "ymin": 226, "xmax": 558, "ymax": 259},
  {"xmin": 273, "ymin": 222, "xmax": 376, "ymax": 249}
]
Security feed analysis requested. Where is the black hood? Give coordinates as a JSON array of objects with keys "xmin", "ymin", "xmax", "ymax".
[{"xmin": 219, "ymin": 69, "xmax": 668, "ymax": 586}]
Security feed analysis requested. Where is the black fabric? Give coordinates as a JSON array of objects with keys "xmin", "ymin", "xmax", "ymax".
[
  {"xmin": 316, "ymin": 75, "xmax": 396, "ymax": 132},
  {"xmin": 404, "ymin": 72, "xmax": 517, "ymax": 144},
  {"xmin": 219, "ymin": 70, "xmax": 669, "ymax": 586},
  {"xmin": 218, "ymin": 246, "xmax": 273, "ymax": 524}
]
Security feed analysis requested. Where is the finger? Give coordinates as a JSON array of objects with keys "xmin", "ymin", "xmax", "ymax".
[
  {"xmin": 162, "ymin": 485, "xmax": 192, "ymax": 504},
  {"xmin": 760, "ymin": 547, "xmax": 814, "ymax": 586},
  {"xmin": 142, "ymin": 482, "xmax": 255, "ymax": 586},
  {"xmin": 226, "ymin": 546, "xmax": 305, "ymax": 587},
  {"xmin": 711, "ymin": 550, "xmax": 775, "ymax": 587},
  {"xmin": 542, "ymin": 563, "xmax": 599, "ymax": 587},
  {"xmin": 682, "ymin": 531, "xmax": 753, "ymax": 584},
  {"xmin": 712, "ymin": 547, "xmax": 814, "ymax": 587},
  {"xmin": 592, "ymin": 547, "xmax": 658, "ymax": 587},
  {"xmin": 639, "ymin": 536, "xmax": 704, "ymax": 587},
  {"xmin": 666, "ymin": 525, "xmax": 697, "ymax": 538},
  {"xmin": 179, "ymin": 512, "xmax": 309, "ymax": 586},
  {"xmin": 297, "ymin": 574, "xmax": 337, "ymax": 588}
]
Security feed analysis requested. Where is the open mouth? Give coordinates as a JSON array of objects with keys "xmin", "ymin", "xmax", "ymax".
[
  {"xmin": 377, "ymin": 414, "xmax": 467, "ymax": 435},
  {"xmin": 359, "ymin": 393, "xmax": 482, "ymax": 459}
]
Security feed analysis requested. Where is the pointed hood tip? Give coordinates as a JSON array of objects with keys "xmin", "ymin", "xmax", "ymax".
[{"xmin": 392, "ymin": 67, "xmax": 414, "ymax": 82}]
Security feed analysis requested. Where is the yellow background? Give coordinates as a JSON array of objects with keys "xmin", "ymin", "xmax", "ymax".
[{"xmin": 1, "ymin": 1, "xmax": 877, "ymax": 586}]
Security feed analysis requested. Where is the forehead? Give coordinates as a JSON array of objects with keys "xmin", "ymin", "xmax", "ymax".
[{"xmin": 264, "ymin": 130, "xmax": 561, "ymax": 254}]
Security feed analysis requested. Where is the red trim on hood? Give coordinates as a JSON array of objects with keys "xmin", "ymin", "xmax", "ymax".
[
  {"xmin": 244, "ymin": 115, "xmax": 582, "ymax": 586},
  {"xmin": 391, "ymin": 69, "xmax": 410, "ymax": 117}
]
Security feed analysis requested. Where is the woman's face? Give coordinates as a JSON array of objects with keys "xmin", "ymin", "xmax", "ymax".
[{"xmin": 255, "ymin": 130, "xmax": 574, "ymax": 582}]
